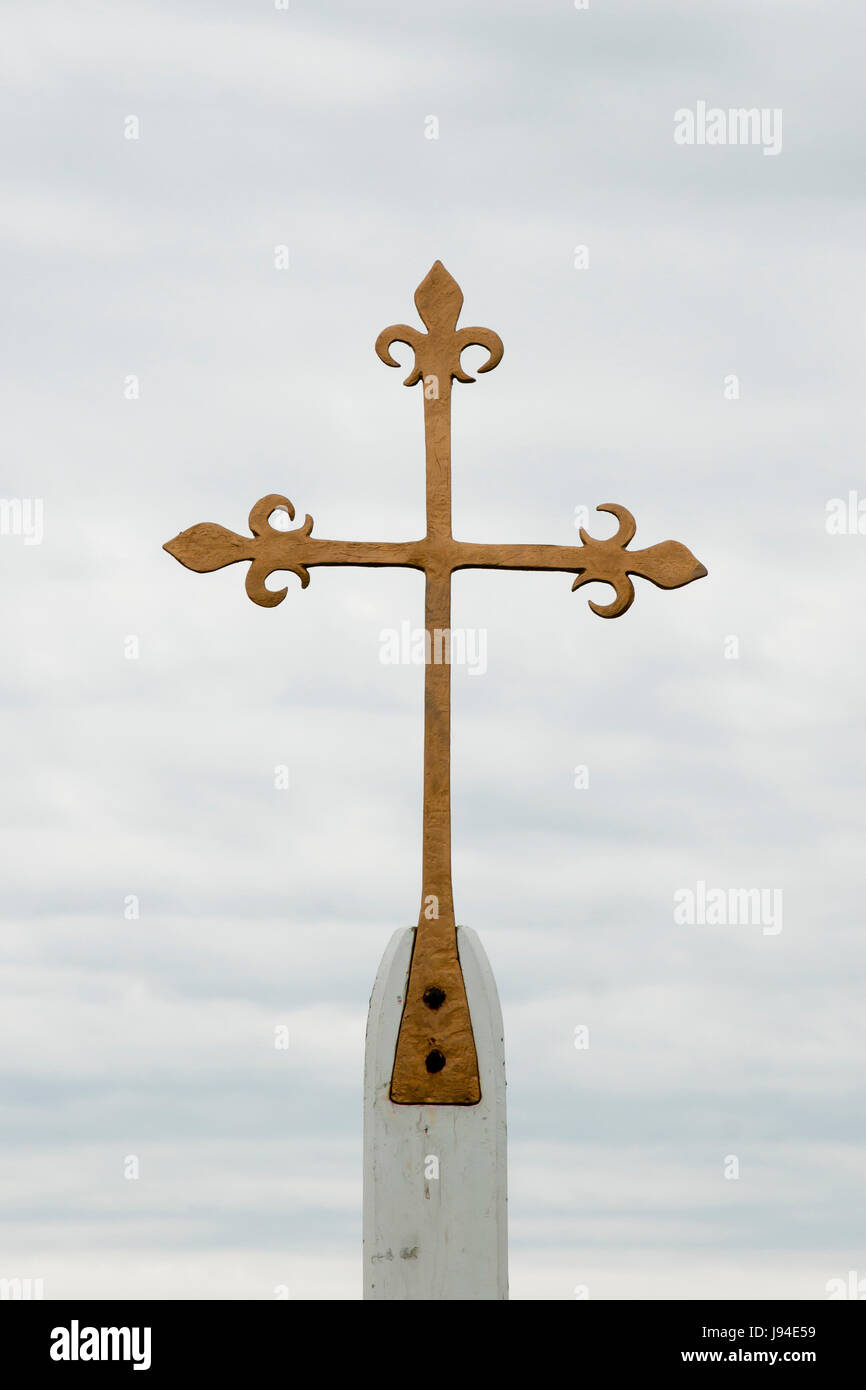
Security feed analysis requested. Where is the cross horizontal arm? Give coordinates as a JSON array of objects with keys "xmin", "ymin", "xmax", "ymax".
[
  {"xmin": 163, "ymin": 496, "xmax": 422, "ymax": 606},
  {"xmin": 454, "ymin": 517, "xmax": 707, "ymax": 618},
  {"xmin": 164, "ymin": 498, "xmax": 706, "ymax": 618}
]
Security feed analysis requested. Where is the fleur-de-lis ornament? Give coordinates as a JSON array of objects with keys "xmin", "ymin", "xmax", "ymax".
[
  {"xmin": 165, "ymin": 262, "xmax": 707, "ymax": 1103},
  {"xmin": 375, "ymin": 260, "xmax": 504, "ymax": 385}
]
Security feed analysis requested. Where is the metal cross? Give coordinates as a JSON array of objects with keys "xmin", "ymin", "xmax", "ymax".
[{"xmin": 164, "ymin": 262, "xmax": 707, "ymax": 1105}]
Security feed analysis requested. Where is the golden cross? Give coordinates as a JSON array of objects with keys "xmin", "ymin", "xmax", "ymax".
[{"xmin": 164, "ymin": 262, "xmax": 707, "ymax": 1106}]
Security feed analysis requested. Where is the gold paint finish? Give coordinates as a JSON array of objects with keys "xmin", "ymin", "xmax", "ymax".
[{"xmin": 164, "ymin": 262, "xmax": 707, "ymax": 1105}]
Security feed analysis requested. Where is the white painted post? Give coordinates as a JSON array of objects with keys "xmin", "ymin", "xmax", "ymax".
[{"xmin": 363, "ymin": 925, "xmax": 507, "ymax": 1299}]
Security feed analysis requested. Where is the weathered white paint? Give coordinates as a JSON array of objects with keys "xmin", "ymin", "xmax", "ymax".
[{"xmin": 363, "ymin": 926, "xmax": 507, "ymax": 1300}]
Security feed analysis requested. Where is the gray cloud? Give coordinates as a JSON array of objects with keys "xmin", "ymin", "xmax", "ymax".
[{"xmin": 1, "ymin": 0, "xmax": 864, "ymax": 1299}]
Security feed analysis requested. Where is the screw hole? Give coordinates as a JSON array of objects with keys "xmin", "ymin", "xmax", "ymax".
[
  {"xmin": 423, "ymin": 986, "xmax": 446, "ymax": 1010},
  {"xmin": 425, "ymin": 1049, "xmax": 446, "ymax": 1074}
]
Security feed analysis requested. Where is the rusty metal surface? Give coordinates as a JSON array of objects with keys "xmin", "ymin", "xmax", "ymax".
[{"xmin": 164, "ymin": 262, "xmax": 707, "ymax": 1104}]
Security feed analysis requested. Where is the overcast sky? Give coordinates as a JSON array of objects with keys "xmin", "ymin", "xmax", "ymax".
[{"xmin": 2, "ymin": 0, "xmax": 865, "ymax": 1300}]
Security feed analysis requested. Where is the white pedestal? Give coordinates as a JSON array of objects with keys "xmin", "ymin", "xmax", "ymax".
[{"xmin": 362, "ymin": 925, "xmax": 507, "ymax": 1300}]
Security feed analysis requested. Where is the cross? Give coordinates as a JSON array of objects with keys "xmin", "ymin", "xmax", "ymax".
[{"xmin": 164, "ymin": 262, "xmax": 707, "ymax": 1111}]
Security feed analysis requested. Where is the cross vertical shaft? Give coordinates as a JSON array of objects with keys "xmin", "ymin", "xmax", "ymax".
[
  {"xmin": 421, "ymin": 376, "xmax": 455, "ymax": 929},
  {"xmin": 421, "ymin": 556, "xmax": 453, "ymax": 924},
  {"xmin": 382, "ymin": 268, "xmax": 503, "ymax": 1104},
  {"xmin": 393, "ymin": 367, "xmax": 481, "ymax": 1104}
]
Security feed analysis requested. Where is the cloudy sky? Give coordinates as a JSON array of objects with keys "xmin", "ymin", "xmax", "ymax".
[{"xmin": 2, "ymin": 0, "xmax": 865, "ymax": 1300}]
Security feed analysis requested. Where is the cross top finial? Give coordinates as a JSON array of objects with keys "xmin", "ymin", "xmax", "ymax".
[{"xmin": 375, "ymin": 260, "xmax": 503, "ymax": 387}]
